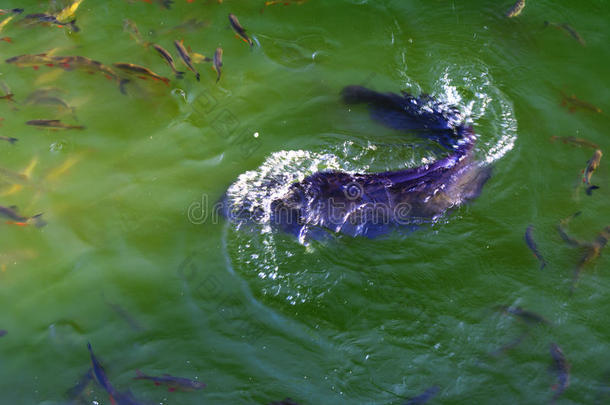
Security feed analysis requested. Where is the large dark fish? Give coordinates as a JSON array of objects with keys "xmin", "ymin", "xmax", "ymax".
[
  {"xmin": 133, "ymin": 369, "xmax": 206, "ymax": 391},
  {"xmin": 549, "ymin": 343, "xmax": 570, "ymax": 404},
  {"xmin": 525, "ymin": 225, "xmax": 546, "ymax": 269},
  {"xmin": 222, "ymin": 85, "xmax": 491, "ymax": 240},
  {"xmin": 228, "ymin": 13, "xmax": 253, "ymax": 47}
]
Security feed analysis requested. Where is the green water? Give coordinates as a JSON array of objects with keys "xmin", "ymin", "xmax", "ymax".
[{"xmin": 0, "ymin": 0, "xmax": 609, "ymax": 404}]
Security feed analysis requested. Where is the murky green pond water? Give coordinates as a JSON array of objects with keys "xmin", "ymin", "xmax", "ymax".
[{"xmin": 1, "ymin": 0, "xmax": 609, "ymax": 404}]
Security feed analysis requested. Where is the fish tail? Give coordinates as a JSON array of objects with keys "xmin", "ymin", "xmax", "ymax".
[
  {"xmin": 585, "ymin": 185, "xmax": 599, "ymax": 195},
  {"xmin": 30, "ymin": 213, "xmax": 46, "ymax": 228},
  {"xmin": 195, "ymin": 72, "xmax": 200, "ymax": 82},
  {"xmin": 69, "ymin": 19, "xmax": 80, "ymax": 32},
  {"xmin": 8, "ymin": 137, "xmax": 17, "ymax": 144},
  {"xmin": 119, "ymin": 78, "xmax": 130, "ymax": 95},
  {"xmin": 341, "ymin": 85, "xmax": 466, "ymax": 148}
]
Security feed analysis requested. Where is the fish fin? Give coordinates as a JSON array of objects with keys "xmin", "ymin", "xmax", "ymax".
[{"xmin": 68, "ymin": 19, "xmax": 80, "ymax": 32}]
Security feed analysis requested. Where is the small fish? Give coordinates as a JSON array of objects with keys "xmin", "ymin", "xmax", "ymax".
[
  {"xmin": 544, "ymin": 21, "xmax": 586, "ymax": 46},
  {"xmin": 560, "ymin": 90, "xmax": 602, "ymax": 114},
  {"xmin": 24, "ymin": 13, "xmax": 80, "ymax": 32},
  {"xmin": 213, "ymin": 47, "xmax": 223, "ymax": 83},
  {"xmin": 113, "ymin": 63, "xmax": 170, "ymax": 86},
  {"xmin": 0, "ymin": 205, "xmax": 45, "ymax": 227},
  {"xmin": 0, "ymin": 136, "xmax": 17, "ymax": 144},
  {"xmin": 0, "ymin": 15, "xmax": 16, "ymax": 32},
  {"xmin": 550, "ymin": 135, "xmax": 599, "ymax": 149},
  {"xmin": 229, "ymin": 14, "xmax": 253, "ymax": 47},
  {"xmin": 173, "ymin": 40, "xmax": 200, "ymax": 81},
  {"xmin": 164, "ymin": 18, "xmax": 208, "ymax": 34},
  {"xmin": 65, "ymin": 368, "xmax": 93, "ymax": 400},
  {"xmin": 152, "ymin": 44, "xmax": 184, "ymax": 78},
  {"xmin": 549, "ymin": 343, "xmax": 570, "ymax": 404},
  {"xmin": 5, "ymin": 53, "xmax": 54, "ymax": 68},
  {"xmin": 496, "ymin": 305, "xmax": 549, "ymax": 325},
  {"xmin": 404, "ymin": 386, "xmax": 440, "ymax": 405},
  {"xmin": 583, "ymin": 149, "xmax": 602, "ymax": 185},
  {"xmin": 103, "ymin": 296, "xmax": 145, "ymax": 331},
  {"xmin": 525, "ymin": 225, "xmax": 547, "ymax": 269},
  {"xmin": 123, "ymin": 19, "xmax": 148, "ymax": 47},
  {"xmin": 134, "ymin": 369, "xmax": 206, "ymax": 391},
  {"xmin": 505, "ymin": 0, "xmax": 525, "ymax": 18},
  {"xmin": 56, "ymin": 0, "xmax": 85, "ymax": 23},
  {"xmin": 557, "ymin": 214, "xmax": 610, "ymax": 293},
  {"xmin": 28, "ymin": 96, "xmax": 74, "ymax": 112},
  {"xmin": 489, "ymin": 331, "xmax": 529, "ymax": 357},
  {"xmin": 26, "ymin": 119, "xmax": 84, "ymax": 130},
  {"xmin": 571, "ymin": 226, "xmax": 610, "ymax": 293},
  {"xmin": 0, "ymin": 329, "xmax": 6, "ymax": 336},
  {"xmin": 557, "ymin": 212, "xmax": 584, "ymax": 247},
  {"xmin": 0, "ymin": 9, "xmax": 23, "ymax": 15},
  {"xmin": 87, "ymin": 342, "xmax": 116, "ymax": 395},
  {"xmin": 191, "ymin": 52, "xmax": 212, "ymax": 64}
]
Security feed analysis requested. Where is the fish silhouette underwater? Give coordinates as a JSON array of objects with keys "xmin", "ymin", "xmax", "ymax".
[{"xmin": 221, "ymin": 85, "xmax": 492, "ymax": 241}]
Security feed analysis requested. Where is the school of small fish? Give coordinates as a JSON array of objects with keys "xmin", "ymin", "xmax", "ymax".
[{"xmin": 0, "ymin": 1, "xmax": 606, "ymax": 404}]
